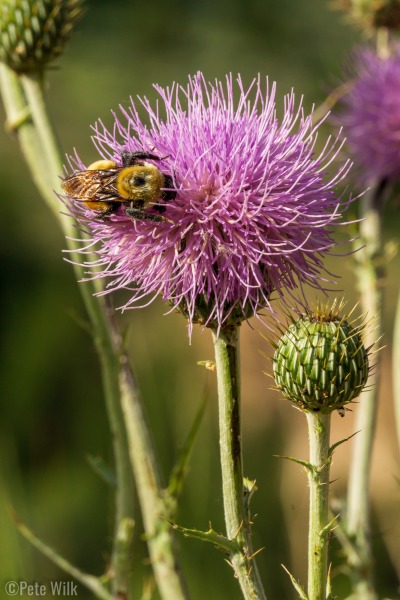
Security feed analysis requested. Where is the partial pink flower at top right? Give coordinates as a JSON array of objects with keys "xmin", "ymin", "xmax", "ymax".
[{"xmin": 340, "ymin": 47, "xmax": 400, "ymax": 184}]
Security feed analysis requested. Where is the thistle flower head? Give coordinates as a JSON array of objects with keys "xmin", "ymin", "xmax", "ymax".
[
  {"xmin": 0, "ymin": 0, "xmax": 83, "ymax": 72},
  {"xmin": 272, "ymin": 300, "xmax": 370, "ymax": 413},
  {"xmin": 340, "ymin": 47, "xmax": 400, "ymax": 183},
  {"xmin": 64, "ymin": 73, "xmax": 353, "ymax": 334}
]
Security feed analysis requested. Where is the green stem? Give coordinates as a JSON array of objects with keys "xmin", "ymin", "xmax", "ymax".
[
  {"xmin": 20, "ymin": 71, "xmax": 64, "ymax": 195},
  {"xmin": 0, "ymin": 63, "xmax": 135, "ymax": 597},
  {"xmin": 211, "ymin": 326, "xmax": 266, "ymax": 600},
  {"xmin": 0, "ymin": 64, "xmax": 189, "ymax": 599},
  {"xmin": 96, "ymin": 299, "xmax": 136, "ymax": 598},
  {"xmin": 14, "ymin": 515, "xmax": 112, "ymax": 600},
  {"xmin": 116, "ymin": 320, "xmax": 189, "ymax": 600},
  {"xmin": 306, "ymin": 412, "xmax": 331, "ymax": 600},
  {"xmin": 346, "ymin": 183, "xmax": 384, "ymax": 599},
  {"xmin": 0, "ymin": 66, "xmax": 53, "ymax": 202}
]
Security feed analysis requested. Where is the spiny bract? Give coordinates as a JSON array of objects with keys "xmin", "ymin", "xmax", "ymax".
[
  {"xmin": 273, "ymin": 305, "xmax": 369, "ymax": 413},
  {"xmin": 0, "ymin": 0, "xmax": 83, "ymax": 72}
]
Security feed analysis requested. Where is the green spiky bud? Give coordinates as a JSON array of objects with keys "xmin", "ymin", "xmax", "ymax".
[
  {"xmin": 333, "ymin": 0, "xmax": 400, "ymax": 31},
  {"xmin": 0, "ymin": 0, "xmax": 83, "ymax": 73},
  {"xmin": 273, "ymin": 301, "xmax": 370, "ymax": 414}
]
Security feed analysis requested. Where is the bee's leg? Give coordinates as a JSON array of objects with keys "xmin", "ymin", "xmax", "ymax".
[
  {"xmin": 161, "ymin": 174, "xmax": 177, "ymax": 203},
  {"xmin": 98, "ymin": 202, "xmax": 121, "ymax": 219},
  {"xmin": 125, "ymin": 205, "xmax": 164, "ymax": 222}
]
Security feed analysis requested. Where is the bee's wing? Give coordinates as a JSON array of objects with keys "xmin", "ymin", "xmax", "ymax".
[{"xmin": 61, "ymin": 169, "xmax": 120, "ymax": 201}]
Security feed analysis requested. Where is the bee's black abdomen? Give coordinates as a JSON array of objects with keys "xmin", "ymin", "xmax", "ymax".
[{"xmin": 121, "ymin": 151, "xmax": 161, "ymax": 167}]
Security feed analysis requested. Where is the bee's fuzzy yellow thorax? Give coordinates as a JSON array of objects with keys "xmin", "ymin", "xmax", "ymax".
[{"xmin": 116, "ymin": 164, "xmax": 165, "ymax": 204}]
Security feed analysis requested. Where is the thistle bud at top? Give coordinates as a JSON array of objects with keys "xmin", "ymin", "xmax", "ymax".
[
  {"xmin": 0, "ymin": 0, "xmax": 83, "ymax": 73},
  {"xmin": 273, "ymin": 301, "xmax": 370, "ymax": 414},
  {"xmin": 333, "ymin": 0, "xmax": 400, "ymax": 31}
]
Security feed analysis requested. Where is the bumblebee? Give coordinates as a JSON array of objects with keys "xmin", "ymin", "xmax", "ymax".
[{"xmin": 61, "ymin": 151, "xmax": 176, "ymax": 222}]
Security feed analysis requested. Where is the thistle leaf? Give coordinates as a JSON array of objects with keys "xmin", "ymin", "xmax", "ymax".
[{"xmin": 281, "ymin": 564, "xmax": 308, "ymax": 599}]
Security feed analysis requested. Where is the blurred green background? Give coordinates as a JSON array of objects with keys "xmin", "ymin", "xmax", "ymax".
[{"xmin": 1, "ymin": 1, "xmax": 400, "ymax": 598}]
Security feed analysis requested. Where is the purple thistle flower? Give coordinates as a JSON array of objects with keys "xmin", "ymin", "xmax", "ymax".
[
  {"xmin": 64, "ymin": 73, "xmax": 352, "ymax": 335},
  {"xmin": 340, "ymin": 47, "xmax": 400, "ymax": 183}
]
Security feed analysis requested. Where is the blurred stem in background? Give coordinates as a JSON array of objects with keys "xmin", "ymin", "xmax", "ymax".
[
  {"xmin": 212, "ymin": 326, "xmax": 267, "ymax": 600},
  {"xmin": 321, "ymin": 16, "xmax": 395, "ymax": 597},
  {"xmin": 0, "ymin": 63, "xmax": 133, "ymax": 598},
  {"xmin": 0, "ymin": 55, "xmax": 189, "ymax": 600},
  {"xmin": 112, "ymin": 307, "xmax": 190, "ymax": 600},
  {"xmin": 393, "ymin": 285, "xmax": 400, "ymax": 456},
  {"xmin": 345, "ymin": 181, "xmax": 385, "ymax": 600},
  {"xmin": 342, "ymin": 26, "xmax": 390, "ymax": 599}
]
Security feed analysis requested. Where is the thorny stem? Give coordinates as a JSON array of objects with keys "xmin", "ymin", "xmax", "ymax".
[
  {"xmin": 0, "ymin": 64, "xmax": 189, "ymax": 600},
  {"xmin": 306, "ymin": 412, "xmax": 331, "ymax": 600},
  {"xmin": 114, "ymin": 318, "xmax": 189, "ymax": 600},
  {"xmin": 346, "ymin": 182, "xmax": 385, "ymax": 600},
  {"xmin": 211, "ymin": 326, "xmax": 267, "ymax": 600}
]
